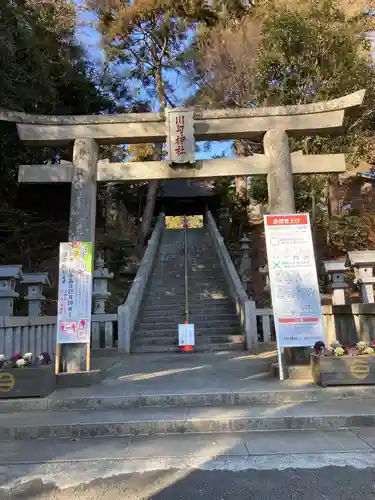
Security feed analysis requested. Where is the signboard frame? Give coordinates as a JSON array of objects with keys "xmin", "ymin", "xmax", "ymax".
[
  {"xmin": 166, "ymin": 108, "xmax": 195, "ymax": 164},
  {"xmin": 178, "ymin": 323, "xmax": 195, "ymax": 347},
  {"xmin": 264, "ymin": 213, "xmax": 325, "ymax": 380},
  {"xmin": 55, "ymin": 241, "xmax": 93, "ymax": 373}
]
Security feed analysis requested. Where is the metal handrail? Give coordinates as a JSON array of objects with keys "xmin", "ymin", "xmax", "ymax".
[{"xmin": 183, "ymin": 215, "xmax": 189, "ymax": 323}]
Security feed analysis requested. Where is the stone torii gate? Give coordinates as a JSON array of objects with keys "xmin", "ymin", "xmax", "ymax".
[{"xmin": 1, "ymin": 89, "xmax": 365, "ymax": 370}]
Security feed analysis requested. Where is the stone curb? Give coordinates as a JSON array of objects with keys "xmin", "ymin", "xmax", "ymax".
[
  {"xmin": 2, "ymin": 414, "xmax": 375, "ymax": 440},
  {"xmin": 1, "ymin": 387, "xmax": 375, "ymax": 413}
]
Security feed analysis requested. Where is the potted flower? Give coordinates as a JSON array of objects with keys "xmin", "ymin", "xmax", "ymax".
[
  {"xmin": 311, "ymin": 340, "xmax": 375, "ymax": 387},
  {"xmin": 0, "ymin": 351, "xmax": 55, "ymax": 399}
]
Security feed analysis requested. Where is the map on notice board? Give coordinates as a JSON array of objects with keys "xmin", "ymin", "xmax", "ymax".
[{"xmin": 264, "ymin": 214, "xmax": 325, "ymax": 348}]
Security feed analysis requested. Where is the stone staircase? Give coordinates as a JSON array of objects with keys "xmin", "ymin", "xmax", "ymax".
[{"xmin": 132, "ymin": 227, "xmax": 244, "ymax": 353}]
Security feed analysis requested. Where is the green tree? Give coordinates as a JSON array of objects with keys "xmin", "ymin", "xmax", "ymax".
[
  {"xmin": 89, "ymin": 0, "xmax": 218, "ymax": 253},
  {"xmin": 0, "ymin": 0, "xmax": 116, "ymax": 268},
  {"xmin": 192, "ymin": 0, "xmax": 375, "ymax": 251}
]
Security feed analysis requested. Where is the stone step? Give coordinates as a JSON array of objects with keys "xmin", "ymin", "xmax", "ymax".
[
  {"xmin": 149, "ymin": 279, "xmax": 225, "ymax": 285},
  {"xmin": 135, "ymin": 326, "xmax": 242, "ymax": 337},
  {"xmin": 146, "ymin": 286, "xmax": 229, "ymax": 295},
  {"xmin": 143, "ymin": 296, "xmax": 231, "ymax": 304},
  {"xmin": 141, "ymin": 304, "xmax": 237, "ymax": 315},
  {"xmin": 137, "ymin": 313, "xmax": 239, "ymax": 324},
  {"xmin": 132, "ymin": 342, "xmax": 245, "ymax": 354},
  {"xmin": 148, "ymin": 278, "xmax": 227, "ymax": 285},
  {"xmin": 5, "ymin": 430, "xmax": 374, "ymax": 468},
  {"xmin": 137, "ymin": 319, "xmax": 240, "ymax": 331},
  {"xmin": 152, "ymin": 265, "xmax": 224, "ymax": 279},
  {"xmin": 2, "ymin": 399, "xmax": 375, "ymax": 440},
  {"xmin": 143, "ymin": 296, "xmax": 232, "ymax": 305},
  {"xmin": 3, "ymin": 380, "xmax": 375, "ymax": 414},
  {"xmin": 133, "ymin": 335, "xmax": 245, "ymax": 347}
]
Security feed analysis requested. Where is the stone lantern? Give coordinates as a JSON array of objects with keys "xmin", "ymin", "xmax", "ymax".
[
  {"xmin": 323, "ymin": 260, "xmax": 349, "ymax": 305},
  {"xmin": 239, "ymin": 234, "xmax": 252, "ymax": 293},
  {"xmin": 92, "ymin": 254, "xmax": 114, "ymax": 314},
  {"xmin": 346, "ymin": 251, "xmax": 375, "ymax": 304},
  {"xmin": 0, "ymin": 265, "xmax": 23, "ymax": 316},
  {"xmin": 21, "ymin": 272, "xmax": 51, "ymax": 316}
]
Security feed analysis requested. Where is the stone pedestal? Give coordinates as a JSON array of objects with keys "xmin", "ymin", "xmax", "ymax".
[
  {"xmin": 62, "ymin": 138, "xmax": 99, "ymax": 372},
  {"xmin": 0, "ymin": 265, "xmax": 23, "ymax": 316},
  {"xmin": 21, "ymin": 272, "xmax": 50, "ymax": 316},
  {"xmin": 323, "ymin": 260, "xmax": 349, "ymax": 306},
  {"xmin": 346, "ymin": 251, "xmax": 375, "ymax": 304}
]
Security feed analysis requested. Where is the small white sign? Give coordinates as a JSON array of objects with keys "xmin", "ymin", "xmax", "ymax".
[
  {"xmin": 264, "ymin": 213, "xmax": 325, "ymax": 349},
  {"xmin": 166, "ymin": 108, "xmax": 195, "ymax": 164},
  {"xmin": 178, "ymin": 324, "xmax": 195, "ymax": 346}
]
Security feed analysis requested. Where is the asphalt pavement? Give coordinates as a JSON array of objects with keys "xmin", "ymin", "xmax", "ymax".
[
  {"xmin": 4, "ymin": 466, "xmax": 375, "ymax": 499},
  {"xmin": 2, "ymin": 430, "xmax": 375, "ymax": 499}
]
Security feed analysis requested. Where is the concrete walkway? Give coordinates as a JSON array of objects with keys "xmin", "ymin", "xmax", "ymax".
[
  {"xmin": 3, "ymin": 350, "xmax": 375, "ymax": 413},
  {"xmin": 103, "ymin": 350, "xmax": 278, "ymax": 390}
]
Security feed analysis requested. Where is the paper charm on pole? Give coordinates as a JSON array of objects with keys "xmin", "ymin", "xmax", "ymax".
[{"xmin": 165, "ymin": 108, "xmax": 195, "ymax": 164}]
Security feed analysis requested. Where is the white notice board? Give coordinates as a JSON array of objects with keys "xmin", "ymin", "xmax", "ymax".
[
  {"xmin": 264, "ymin": 214, "xmax": 325, "ymax": 349},
  {"xmin": 178, "ymin": 324, "xmax": 195, "ymax": 346},
  {"xmin": 56, "ymin": 242, "xmax": 93, "ymax": 344}
]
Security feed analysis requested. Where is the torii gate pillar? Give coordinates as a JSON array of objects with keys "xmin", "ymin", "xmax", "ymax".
[
  {"xmin": 61, "ymin": 138, "xmax": 98, "ymax": 372},
  {"xmin": 264, "ymin": 129, "xmax": 296, "ymax": 213}
]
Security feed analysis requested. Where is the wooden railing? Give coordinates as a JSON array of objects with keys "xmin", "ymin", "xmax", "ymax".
[
  {"xmin": 255, "ymin": 304, "xmax": 375, "ymax": 346},
  {"xmin": 256, "ymin": 308, "xmax": 274, "ymax": 343},
  {"xmin": 0, "ymin": 314, "xmax": 118, "ymax": 358}
]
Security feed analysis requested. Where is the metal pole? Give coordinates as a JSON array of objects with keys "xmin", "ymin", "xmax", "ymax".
[{"xmin": 184, "ymin": 215, "xmax": 189, "ymax": 323}]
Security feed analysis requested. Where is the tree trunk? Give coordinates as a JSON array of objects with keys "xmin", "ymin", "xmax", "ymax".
[
  {"xmin": 235, "ymin": 176, "xmax": 247, "ymax": 199},
  {"xmin": 328, "ymin": 174, "xmax": 341, "ymax": 216},
  {"xmin": 137, "ymin": 62, "xmax": 166, "ymax": 256},
  {"xmin": 234, "ymin": 140, "xmax": 248, "ymax": 200}
]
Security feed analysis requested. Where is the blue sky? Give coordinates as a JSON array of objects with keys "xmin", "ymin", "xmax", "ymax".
[
  {"xmin": 76, "ymin": 5, "xmax": 375, "ymax": 162},
  {"xmin": 75, "ymin": 4, "xmax": 233, "ymax": 160}
]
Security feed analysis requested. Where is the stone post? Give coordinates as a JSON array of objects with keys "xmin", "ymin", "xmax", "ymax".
[
  {"xmin": 0, "ymin": 265, "xmax": 23, "ymax": 316},
  {"xmin": 264, "ymin": 129, "xmax": 296, "ymax": 213},
  {"xmin": 21, "ymin": 272, "xmax": 50, "ymax": 316},
  {"xmin": 91, "ymin": 253, "xmax": 114, "ymax": 349},
  {"xmin": 62, "ymin": 137, "xmax": 99, "ymax": 372},
  {"xmin": 323, "ymin": 260, "xmax": 349, "ymax": 306},
  {"xmin": 346, "ymin": 251, "xmax": 375, "ymax": 304}
]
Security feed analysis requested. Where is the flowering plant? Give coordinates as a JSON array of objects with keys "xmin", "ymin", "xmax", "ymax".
[
  {"xmin": 0, "ymin": 352, "xmax": 52, "ymax": 368},
  {"xmin": 314, "ymin": 340, "xmax": 375, "ymax": 357}
]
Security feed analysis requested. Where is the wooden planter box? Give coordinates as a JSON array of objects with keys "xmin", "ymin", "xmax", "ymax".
[
  {"xmin": 0, "ymin": 365, "xmax": 55, "ymax": 398},
  {"xmin": 311, "ymin": 353, "xmax": 375, "ymax": 387}
]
